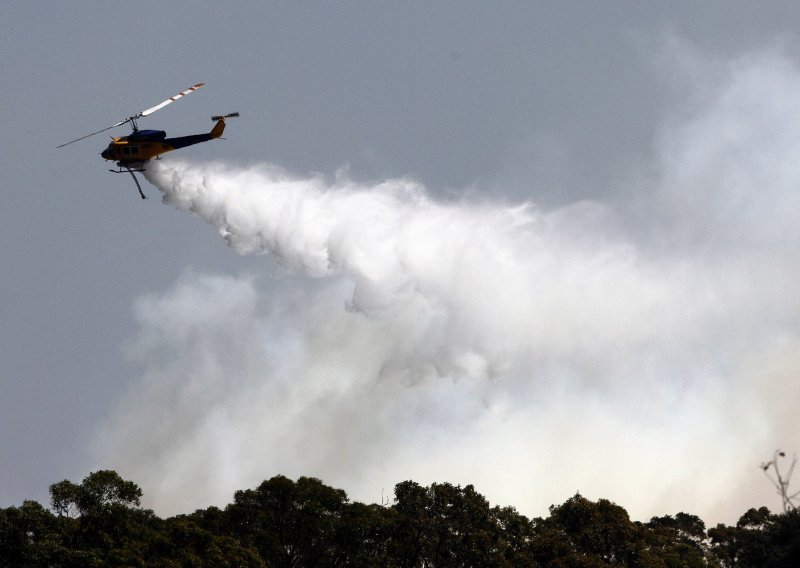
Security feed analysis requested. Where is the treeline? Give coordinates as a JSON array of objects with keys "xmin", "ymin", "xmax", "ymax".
[{"xmin": 1, "ymin": 470, "xmax": 799, "ymax": 566}]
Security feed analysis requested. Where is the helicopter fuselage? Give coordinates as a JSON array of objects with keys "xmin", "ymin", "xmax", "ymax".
[{"xmin": 100, "ymin": 116, "xmax": 227, "ymax": 165}]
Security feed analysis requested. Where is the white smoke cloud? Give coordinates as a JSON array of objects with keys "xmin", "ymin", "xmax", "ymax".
[{"xmin": 96, "ymin": 41, "xmax": 800, "ymax": 523}]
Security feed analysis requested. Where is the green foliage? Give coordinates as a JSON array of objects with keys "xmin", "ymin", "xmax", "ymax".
[
  {"xmin": 389, "ymin": 480, "xmax": 522, "ymax": 566},
  {"xmin": 547, "ymin": 493, "xmax": 639, "ymax": 563},
  {"xmin": 222, "ymin": 475, "xmax": 349, "ymax": 566},
  {"xmin": 643, "ymin": 513, "xmax": 710, "ymax": 567},
  {"xmin": 50, "ymin": 470, "xmax": 142, "ymax": 517},
  {"xmin": 709, "ymin": 506, "xmax": 800, "ymax": 567},
  {"xmin": 2, "ymin": 470, "xmax": 800, "ymax": 566},
  {"xmin": 0, "ymin": 500, "xmax": 68, "ymax": 566}
]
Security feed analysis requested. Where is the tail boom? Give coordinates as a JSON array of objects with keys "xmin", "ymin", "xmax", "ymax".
[{"xmin": 164, "ymin": 113, "xmax": 238, "ymax": 151}]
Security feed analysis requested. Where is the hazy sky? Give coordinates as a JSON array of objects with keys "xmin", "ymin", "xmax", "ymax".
[{"xmin": 3, "ymin": 2, "xmax": 800, "ymax": 524}]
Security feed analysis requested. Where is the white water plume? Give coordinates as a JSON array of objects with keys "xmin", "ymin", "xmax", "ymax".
[
  {"xmin": 97, "ymin": 43, "xmax": 800, "ymax": 523},
  {"xmin": 146, "ymin": 161, "xmax": 693, "ymax": 386}
]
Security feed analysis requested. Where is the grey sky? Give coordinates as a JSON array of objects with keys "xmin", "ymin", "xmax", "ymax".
[{"xmin": 3, "ymin": 2, "xmax": 800, "ymax": 522}]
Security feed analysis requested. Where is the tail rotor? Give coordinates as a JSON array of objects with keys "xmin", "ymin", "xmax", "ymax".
[{"xmin": 212, "ymin": 112, "xmax": 240, "ymax": 121}]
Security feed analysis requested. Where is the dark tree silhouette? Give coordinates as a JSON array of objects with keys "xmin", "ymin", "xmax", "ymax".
[{"xmin": 2, "ymin": 470, "xmax": 800, "ymax": 567}]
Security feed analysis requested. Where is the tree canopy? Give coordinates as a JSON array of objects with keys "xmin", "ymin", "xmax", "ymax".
[{"xmin": 1, "ymin": 470, "xmax": 799, "ymax": 566}]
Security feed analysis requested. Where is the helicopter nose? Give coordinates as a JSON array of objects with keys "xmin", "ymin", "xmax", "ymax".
[{"xmin": 101, "ymin": 149, "xmax": 108, "ymax": 159}]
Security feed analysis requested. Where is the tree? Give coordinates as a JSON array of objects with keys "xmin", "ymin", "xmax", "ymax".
[
  {"xmin": 388, "ymin": 480, "xmax": 521, "ymax": 566},
  {"xmin": 6, "ymin": 468, "xmax": 800, "ymax": 566},
  {"xmin": 222, "ymin": 475, "xmax": 349, "ymax": 567},
  {"xmin": 761, "ymin": 508, "xmax": 800, "ymax": 567},
  {"xmin": 389, "ymin": 480, "xmax": 430, "ymax": 566},
  {"xmin": 709, "ymin": 506, "xmax": 800, "ymax": 567},
  {"xmin": 48, "ymin": 470, "xmax": 149, "ymax": 564},
  {"xmin": 50, "ymin": 470, "xmax": 142, "ymax": 519},
  {"xmin": 492, "ymin": 505, "xmax": 536, "ymax": 565},
  {"xmin": 644, "ymin": 513, "xmax": 710, "ymax": 567},
  {"xmin": 329, "ymin": 501, "xmax": 398, "ymax": 566},
  {"xmin": 544, "ymin": 493, "xmax": 640, "ymax": 565},
  {"xmin": 0, "ymin": 500, "xmax": 69, "ymax": 566},
  {"xmin": 157, "ymin": 515, "xmax": 265, "ymax": 567}
]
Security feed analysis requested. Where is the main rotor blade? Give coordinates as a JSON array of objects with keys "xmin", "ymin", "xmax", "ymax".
[
  {"xmin": 57, "ymin": 119, "xmax": 129, "ymax": 148},
  {"xmin": 139, "ymin": 82, "xmax": 205, "ymax": 117},
  {"xmin": 57, "ymin": 82, "xmax": 205, "ymax": 148}
]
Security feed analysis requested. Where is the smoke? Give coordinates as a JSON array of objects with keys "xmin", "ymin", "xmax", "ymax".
[{"xmin": 97, "ymin": 41, "xmax": 800, "ymax": 523}]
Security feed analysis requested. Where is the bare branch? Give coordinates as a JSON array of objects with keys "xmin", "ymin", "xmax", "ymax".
[{"xmin": 762, "ymin": 449, "xmax": 799, "ymax": 513}]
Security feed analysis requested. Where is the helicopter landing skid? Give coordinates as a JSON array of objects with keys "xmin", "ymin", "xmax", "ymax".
[
  {"xmin": 108, "ymin": 167, "xmax": 146, "ymax": 199},
  {"xmin": 109, "ymin": 164, "xmax": 147, "ymax": 199}
]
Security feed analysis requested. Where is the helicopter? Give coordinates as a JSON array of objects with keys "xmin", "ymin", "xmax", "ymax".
[{"xmin": 58, "ymin": 83, "xmax": 238, "ymax": 199}]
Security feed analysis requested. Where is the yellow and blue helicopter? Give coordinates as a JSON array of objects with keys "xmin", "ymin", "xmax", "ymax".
[{"xmin": 58, "ymin": 83, "xmax": 238, "ymax": 198}]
